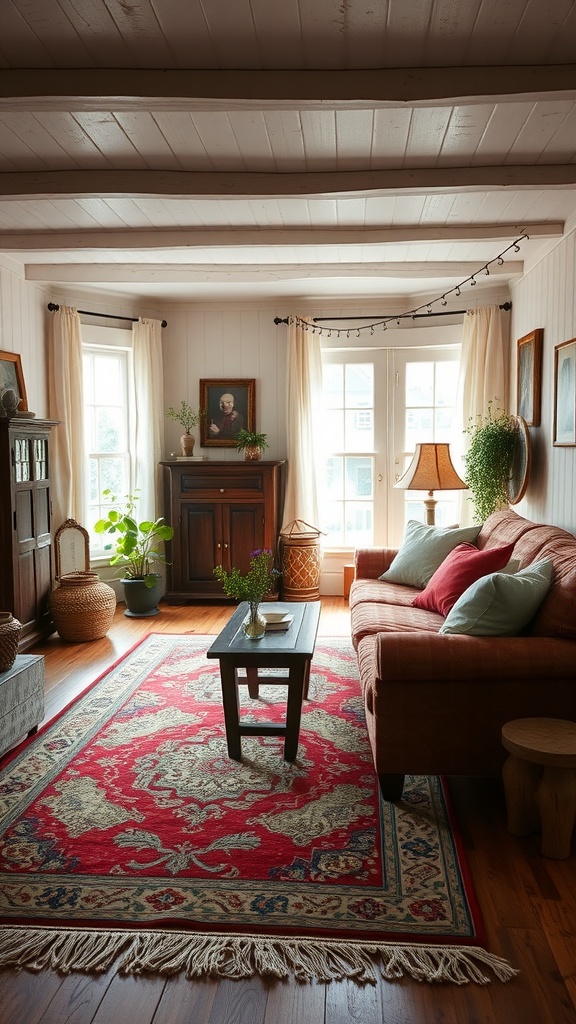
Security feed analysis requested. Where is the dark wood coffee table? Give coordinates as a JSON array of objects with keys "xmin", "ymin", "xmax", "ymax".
[{"xmin": 206, "ymin": 600, "xmax": 321, "ymax": 762}]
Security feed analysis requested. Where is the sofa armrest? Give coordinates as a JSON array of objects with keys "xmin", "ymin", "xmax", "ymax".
[
  {"xmin": 354, "ymin": 547, "xmax": 398, "ymax": 580},
  {"xmin": 374, "ymin": 632, "xmax": 576, "ymax": 682}
]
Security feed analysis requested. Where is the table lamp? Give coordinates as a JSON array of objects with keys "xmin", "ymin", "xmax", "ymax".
[{"xmin": 394, "ymin": 442, "xmax": 467, "ymax": 525}]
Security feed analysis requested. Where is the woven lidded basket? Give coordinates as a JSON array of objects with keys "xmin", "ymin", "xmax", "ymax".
[
  {"xmin": 0, "ymin": 612, "xmax": 21, "ymax": 673},
  {"xmin": 279, "ymin": 519, "xmax": 325, "ymax": 602},
  {"xmin": 49, "ymin": 572, "xmax": 116, "ymax": 643}
]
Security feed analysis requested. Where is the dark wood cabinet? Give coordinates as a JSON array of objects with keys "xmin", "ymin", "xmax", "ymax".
[
  {"xmin": 161, "ymin": 461, "xmax": 285, "ymax": 602},
  {"xmin": 0, "ymin": 418, "xmax": 58, "ymax": 648}
]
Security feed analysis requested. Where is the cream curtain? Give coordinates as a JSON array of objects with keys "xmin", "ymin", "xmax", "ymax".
[
  {"xmin": 458, "ymin": 305, "xmax": 508, "ymax": 425},
  {"xmin": 47, "ymin": 305, "xmax": 86, "ymax": 530},
  {"xmin": 456, "ymin": 304, "xmax": 509, "ymax": 523},
  {"xmin": 282, "ymin": 317, "xmax": 323, "ymax": 529},
  {"xmin": 131, "ymin": 317, "xmax": 164, "ymax": 518}
]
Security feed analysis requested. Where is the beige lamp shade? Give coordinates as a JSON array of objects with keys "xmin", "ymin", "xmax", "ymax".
[{"xmin": 395, "ymin": 443, "xmax": 467, "ymax": 525}]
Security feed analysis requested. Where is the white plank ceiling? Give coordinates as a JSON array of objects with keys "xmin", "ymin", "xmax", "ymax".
[{"xmin": 1, "ymin": 0, "xmax": 576, "ymax": 303}]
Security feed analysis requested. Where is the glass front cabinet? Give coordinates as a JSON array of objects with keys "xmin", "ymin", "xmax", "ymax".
[{"xmin": 0, "ymin": 418, "xmax": 58, "ymax": 649}]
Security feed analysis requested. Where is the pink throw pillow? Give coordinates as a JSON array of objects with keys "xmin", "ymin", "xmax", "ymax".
[{"xmin": 412, "ymin": 542, "xmax": 515, "ymax": 617}]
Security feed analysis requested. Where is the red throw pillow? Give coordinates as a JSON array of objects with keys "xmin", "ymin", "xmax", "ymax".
[{"xmin": 412, "ymin": 542, "xmax": 515, "ymax": 617}]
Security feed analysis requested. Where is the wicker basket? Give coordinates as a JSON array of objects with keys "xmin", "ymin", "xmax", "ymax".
[
  {"xmin": 279, "ymin": 520, "xmax": 324, "ymax": 602},
  {"xmin": 49, "ymin": 572, "xmax": 116, "ymax": 642},
  {"xmin": 0, "ymin": 612, "xmax": 21, "ymax": 673}
]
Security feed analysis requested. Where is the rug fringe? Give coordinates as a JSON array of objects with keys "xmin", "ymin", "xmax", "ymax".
[{"xmin": 0, "ymin": 927, "xmax": 518, "ymax": 985}]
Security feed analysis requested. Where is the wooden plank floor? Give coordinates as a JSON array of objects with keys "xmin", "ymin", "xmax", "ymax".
[{"xmin": 1, "ymin": 598, "xmax": 575, "ymax": 1024}]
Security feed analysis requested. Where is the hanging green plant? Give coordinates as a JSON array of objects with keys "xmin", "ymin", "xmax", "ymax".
[{"xmin": 463, "ymin": 404, "xmax": 516, "ymax": 523}]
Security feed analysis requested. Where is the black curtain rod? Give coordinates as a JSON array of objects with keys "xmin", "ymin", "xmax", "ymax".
[
  {"xmin": 47, "ymin": 303, "xmax": 167, "ymax": 328},
  {"xmin": 274, "ymin": 301, "xmax": 511, "ymax": 326}
]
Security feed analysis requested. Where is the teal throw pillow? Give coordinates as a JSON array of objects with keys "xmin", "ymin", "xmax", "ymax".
[
  {"xmin": 439, "ymin": 559, "xmax": 553, "ymax": 636},
  {"xmin": 380, "ymin": 520, "xmax": 481, "ymax": 589}
]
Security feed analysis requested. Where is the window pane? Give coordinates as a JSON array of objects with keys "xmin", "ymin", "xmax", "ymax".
[
  {"xmin": 434, "ymin": 407, "xmax": 454, "ymax": 441},
  {"xmin": 83, "ymin": 343, "xmax": 131, "ymax": 553},
  {"xmin": 95, "ymin": 407, "xmax": 125, "ymax": 452},
  {"xmin": 344, "ymin": 501, "xmax": 373, "ymax": 547},
  {"xmin": 322, "ymin": 364, "xmax": 343, "ymax": 408},
  {"xmin": 402, "ymin": 357, "xmax": 461, "ymax": 530},
  {"xmin": 406, "ymin": 362, "xmax": 433, "ymax": 406},
  {"xmin": 344, "ymin": 409, "xmax": 373, "ymax": 451},
  {"xmin": 436, "ymin": 362, "xmax": 459, "ymax": 407},
  {"xmin": 322, "ymin": 412, "xmax": 344, "ymax": 452},
  {"xmin": 405, "ymin": 408, "xmax": 433, "ymax": 450},
  {"xmin": 324, "ymin": 501, "xmax": 344, "ymax": 546},
  {"xmin": 345, "ymin": 457, "xmax": 373, "ymax": 499},
  {"xmin": 320, "ymin": 361, "xmax": 375, "ymax": 547},
  {"xmin": 100, "ymin": 458, "xmax": 126, "ymax": 496},
  {"xmin": 345, "ymin": 364, "xmax": 373, "ymax": 407},
  {"xmin": 325, "ymin": 457, "xmax": 344, "ymax": 498},
  {"xmin": 94, "ymin": 355, "xmax": 123, "ymax": 403}
]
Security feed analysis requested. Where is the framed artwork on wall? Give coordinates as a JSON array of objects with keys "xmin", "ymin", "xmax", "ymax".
[
  {"xmin": 516, "ymin": 329, "xmax": 543, "ymax": 426},
  {"xmin": 199, "ymin": 378, "xmax": 255, "ymax": 447},
  {"xmin": 553, "ymin": 338, "xmax": 576, "ymax": 446},
  {"xmin": 0, "ymin": 350, "xmax": 28, "ymax": 414}
]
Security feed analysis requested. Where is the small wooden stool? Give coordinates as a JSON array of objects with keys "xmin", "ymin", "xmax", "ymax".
[
  {"xmin": 501, "ymin": 717, "xmax": 576, "ymax": 860},
  {"xmin": 343, "ymin": 563, "xmax": 355, "ymax": 600}
]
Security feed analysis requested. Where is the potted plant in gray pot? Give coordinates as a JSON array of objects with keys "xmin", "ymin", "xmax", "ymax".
[{"xmin": 94, "ymin": 490, "xmax": 174, "ymax": 617}]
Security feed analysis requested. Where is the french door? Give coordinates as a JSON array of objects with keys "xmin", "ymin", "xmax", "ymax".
[{"xmin": 320, "ymin": 345, "xmax": 461, "ymax": 551}]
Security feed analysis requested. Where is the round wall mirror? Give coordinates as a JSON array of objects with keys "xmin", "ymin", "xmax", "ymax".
[{"xmin": 507, "ymin": 415, "xmax": 531, "ymax": 505}]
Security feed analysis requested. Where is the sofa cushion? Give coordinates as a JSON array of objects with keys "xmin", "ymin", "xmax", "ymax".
[
  {"xmin": 439, "ymin": 559, "xmax": 553, "ymax": 637},
  {"xmin": 412, "ymin": 541, "xmax": 515, "ymax": 616},
  {"xmin": 350, "ymin": 578, "xmax": 421, "ymax": 610},
  {"xmin": 527, "ymin": 533, "xmax": 576, "ymax": 640},
  {"xmin": 379, "ymin": 520, "xmax": 481, "ymax": 589},
  {"xmin": 351, "ymin": 596, "xmax": 443, "ymax": 649},
  {"xmin": 479, "ymin": 518, "xmax": 576, "ymax": 640},
  {"xmin": 476, "ymin": 509, "xmax": 542, "ymax": 551}
]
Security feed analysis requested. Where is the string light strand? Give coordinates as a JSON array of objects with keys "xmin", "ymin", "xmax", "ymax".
[{"xmin": 276, "ymin": 233, "xmax": 527, "ymax": 337}]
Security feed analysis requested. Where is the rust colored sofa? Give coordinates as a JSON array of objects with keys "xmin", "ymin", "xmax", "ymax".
[{"xmin": 350, "ymin": 510, "xmax": 576, "ymax": 800}]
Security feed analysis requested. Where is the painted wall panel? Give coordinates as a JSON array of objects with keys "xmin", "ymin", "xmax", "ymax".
[{"xmin": 511, "ymin": 226, "xmax": 576, "ymax": 533}]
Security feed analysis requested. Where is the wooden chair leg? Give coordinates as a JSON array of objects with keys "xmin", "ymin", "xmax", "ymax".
[{"xmin": 378, "ymin": 772, "xmax": 405, "ymax": 802}]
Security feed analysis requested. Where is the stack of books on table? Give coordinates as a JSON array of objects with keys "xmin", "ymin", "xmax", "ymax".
[{"xmin": 262, "ymin": 612, "xmax": 294, "ymax": 632}]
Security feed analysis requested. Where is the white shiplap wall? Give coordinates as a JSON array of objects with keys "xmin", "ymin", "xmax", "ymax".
[
  {"xmin": 162, "ymin": 307, "xmax": 287, "ymax": 463},
  {"xmin": 510, "ymin": 227, "xmax": 576, "ymax": 533},
  {"xmin": 0, "ymin": 260, "xmax": 49, "ymax": 417}
]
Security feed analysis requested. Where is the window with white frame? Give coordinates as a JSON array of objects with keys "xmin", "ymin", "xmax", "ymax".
[
  {"xmin": 319, "ymin": 361, "xmax": 375, "ymax": 549},
  {"xmin": 391, "ymin": 350, "xmax": 461, "ymax": 536},
  {"xmin": 82, "ymin": 326, "xmax": 133, "ymax": 554},
  {"xmin": 319, "ymin": 340, "xmax": 462, "ymax": 551}
]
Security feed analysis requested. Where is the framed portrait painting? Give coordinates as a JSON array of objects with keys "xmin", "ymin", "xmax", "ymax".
[
  {"xmin": 199, "ymin": 378, "xmax": 255, "ymax": 447},
  {"xmin": 553, "ymin": 339, "xmax": 576, "ymax": 446},
  {"xmin": 0, "ymin": 350, "xmax": 28, "ymax": 413},
  {"xmin": 516, "ymin": 328, "xmax": 542, "ymax": 427}
]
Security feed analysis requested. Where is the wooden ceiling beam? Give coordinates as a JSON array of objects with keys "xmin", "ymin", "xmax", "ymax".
[
  {"xmin": 1, "ymin": 66, "xmax": 575, "ymax": 109},
  {"xmin": 0, "ymin": 224, "xmax": 561, "ymax": 251},
  {"xmin": 25, "ymin": 261, "xmax": 523, "ymax": 283},
  {"xmin": 1, "ymin": 167, "xmax": 575, "ymax": 199}
]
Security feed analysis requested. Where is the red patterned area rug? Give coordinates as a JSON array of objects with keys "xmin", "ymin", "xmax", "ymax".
[{"xmin": 0, "ymin": 634, "xmax": 515, "ymax": 985}]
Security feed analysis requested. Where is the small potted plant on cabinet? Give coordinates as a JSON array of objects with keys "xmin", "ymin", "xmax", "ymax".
[
  {"xmin": 235, "ymin": 429, "xmax": 269, "ymax": 461},
  {"xmin": 94, "ymin": 490, "xmax": 174, "ymax": 616},
  {"xmin": 167, "ymin": 400, "xmax": 202, "ymax": 457}
]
